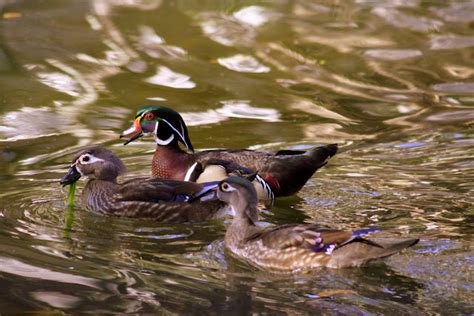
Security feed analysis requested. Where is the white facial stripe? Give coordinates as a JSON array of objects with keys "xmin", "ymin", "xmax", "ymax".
[
  {"xmin": 156, "ymin": 133, "xmax": 174, "ymax": 145},
  {"xmin": 89, "ymin": 156, "xmax": 104, "ymax": 164},
  {"xmin": 184, "ymin": 162, "xmax": 198, "ymax": 182},
  {"xmin": 222, "ymin": 183, "xmax": 237, "ymax": 192},
  {"xmin": 180, "ymin": 121, "xmax": 187, "ymax": 146},
  {"xmin": 72, "ymin": 161, "xmax": 84, "ymax": 176},
  {"xmin": 161, "ymin": 118, "xmax": 190, "ymax": 149},
  {"xmin": 79, "ymin": 154, "xmax": 104, "ymax": 165}
]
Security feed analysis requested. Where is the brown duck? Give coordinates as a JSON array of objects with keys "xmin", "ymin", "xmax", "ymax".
[
  {"xmin": 216, "ymin": 176, "xmax": 419, "ymax": 272},
  {"xmin": 120, "ymin": 105, "xmax": 338, "ymax": 200},
  {"xmin": 59, "ymin": 146, "xmax": 228, "ymax": 223}
]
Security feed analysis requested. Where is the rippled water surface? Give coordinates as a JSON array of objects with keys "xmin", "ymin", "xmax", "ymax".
[{"xmin": 1, "ymin": 1, "xmax": 473, "ymax": 314}]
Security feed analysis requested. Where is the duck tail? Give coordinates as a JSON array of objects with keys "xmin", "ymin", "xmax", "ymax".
[
  {"xmin": 305, "ymin": 143, "xmax": 338, "ymax": 167},
  {"xmin": 264, "ymin": 144, "xmax": 338, "ymax": 196},
  {"xmin": 353, "ymin": 228, "xmax": 381, "ymax": 237},
  {"xmin": 327, "ymin": 237, "xmax": 419, "ymax": 268}
]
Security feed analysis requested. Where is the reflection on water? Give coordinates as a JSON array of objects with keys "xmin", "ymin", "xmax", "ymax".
[
  {"xmin": 0, "ymin": 0, "xmax": 473, "ymax": 314},
  {"xmin": 217, "ymin": 54, "xmax": 270, "ymax": 73}
]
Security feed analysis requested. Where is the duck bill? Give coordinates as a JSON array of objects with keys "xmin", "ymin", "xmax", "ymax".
[
  {"xmin": 60, "ymin": 165, "xmax": 81, "ymax": 186},
  {"xmin": 188, "ymin": 181, "xmax": 220, "ymax": 202},
  {"xmin": 120, "ymin": 117, "xmax": 143, "ymax": 145}
]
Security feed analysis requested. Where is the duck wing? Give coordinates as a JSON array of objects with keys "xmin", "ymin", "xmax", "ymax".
[
  {"xmin": 187, "ymin": 158, "xmax": 256, "ymax": 182},
  {"xmin": 194, "ymin": 149, "xmax": 274, "ymax": 171},
  {"xmin": 115, "ymin": 177, "xmax": 215, "ymax": 202},
  {"xmin": 247, "ymin": 225, "xmax": 418, "ymax": 268},
  {"xmin": 247, "ymin": 225, "xmax": 382, "ymax": 254}
]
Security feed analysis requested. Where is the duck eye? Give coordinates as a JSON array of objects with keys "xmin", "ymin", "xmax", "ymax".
[
  {"xmin": 145, "ymin": 112, "xmax": 155, "ymax": 121},
  {"xmin": 221, "ymin": 183, "xmax": 231, "ymax": 192},
  {"xmin": 80, "ymin": 155, "xmax": 91, "ymax": 164}
]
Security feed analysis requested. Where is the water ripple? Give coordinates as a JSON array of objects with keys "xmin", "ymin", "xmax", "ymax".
[
  {"xmin": 137, "ymin": 26, "xmax": 187, "ymax": 59},
  {"xmin": 217, "ymin": 54, "xmax": 270, "ymax": 73},
  {"xmin": 180, "ymin": 101, "xmax": 280, "ymax": 126},
  {"xmin": 233, "ymin": 6, "xmax": 270, "ymax": 27},
  {"xmin": 372, "ymin": 7, "xmax": 443, "ymax": 32},
  {"xmin": 364, "ymin": 49, "xmax": 423, "ymax": 61},
  {"xmin": 430, "ymin": 35, "xmax": 474, "ymax": 50},
  {"xmin": 145, "ymin": 66, "xmax": 196, "ymax": 89},
  {"xmin": 0, "ymin": 257, "xmax": 100, "ymax": 289},
  {"xmin": 0, "ymin": 0, "xmax": 473, "ymax": 314}
]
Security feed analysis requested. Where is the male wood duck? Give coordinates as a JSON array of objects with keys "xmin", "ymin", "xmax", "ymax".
[
  {"xmin": 59, "ymin": 146, "xmax": 229, "ymax": 223},
  {"xmin": 216, "ymin": 176, "xmax": 419, "ymax": 272},
  {"xmin": 120, "ymin": 105, "xmax": 338, "ymax": 200}
]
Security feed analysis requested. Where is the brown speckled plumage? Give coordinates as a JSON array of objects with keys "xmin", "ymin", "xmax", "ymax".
[
  {"xmin": 217, "ymin": 177, "xmax": 419, "ymax": 272},
  {"xmin": 60, "ymin": 146, "xmax": 228, "ymax": 223}
]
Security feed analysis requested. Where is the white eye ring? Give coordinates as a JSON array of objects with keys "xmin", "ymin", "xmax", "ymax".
[
  {"xmin": 220, "ymin": 182, "xmax": 235, "ymax": 192},
  {"xmin": 79, "ymin": 154, "xmax": 103, "ymax": 165},
  {"xmin": 80, "ymin": 154, "xmax": 91, "ymax": 164}
]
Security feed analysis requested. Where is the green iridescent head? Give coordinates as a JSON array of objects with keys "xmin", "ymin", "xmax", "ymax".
[{"xmin": 120, "ymin": 105, "xmax": 194, "ymax": 152}]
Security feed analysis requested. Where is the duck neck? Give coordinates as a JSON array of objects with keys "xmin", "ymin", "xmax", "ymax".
[
  {"xmin": 82, "ymin": 179, "xmax": 118, "ymax": 213},
  {"xmin": 152, "ymin": 142, "xmax": 191, "ymax": 180},
  {"xmin": 225, "ymin": 203, "xmax": 260, "ymax": 247}
]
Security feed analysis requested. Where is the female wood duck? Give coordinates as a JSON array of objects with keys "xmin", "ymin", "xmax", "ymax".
[
  {"xmin": 216, "ymin": 176, "xmax": 419, "ymax": 272},
  {"xmin": 119, "ymin": 105, "xmax": 338, "ymax": 200},
  {"xmin": 59, "ymin": 146, "xmax": 229, "ymax": 223}
]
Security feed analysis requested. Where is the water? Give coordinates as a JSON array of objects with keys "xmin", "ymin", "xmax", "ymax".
[{"xmin": 0, "ymin": 0, "xmax": 473, "ymax": 314}]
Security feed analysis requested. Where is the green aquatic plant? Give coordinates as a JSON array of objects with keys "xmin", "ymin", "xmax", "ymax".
[{"xmin": 67, "ymin": 181, "xmax": 76, "ymax": 207}]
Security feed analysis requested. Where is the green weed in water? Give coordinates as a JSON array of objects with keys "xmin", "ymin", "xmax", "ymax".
[
  {"xmin": 64, "ymin": 182, "xmax": 76, "ymax": 235},
  {"xmin": 67, "ymin": 181, "xmax": 76, "ymax": 207}
]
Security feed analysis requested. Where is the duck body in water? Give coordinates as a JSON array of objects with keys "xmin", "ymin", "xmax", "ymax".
[
  {"xmin": 216, "ymin": 176, "xmax": 419, "ymax": 272},
  {"xmin": 120, "ymin": 105, "xmax": 338, "ymax": 200},
  {"xmin": 60, "ymin": 146, "xmax": 228, "ymax": 223}
]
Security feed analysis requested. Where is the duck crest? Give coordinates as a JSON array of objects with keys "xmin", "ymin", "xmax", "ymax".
[{"xmin": 152, "ymin": 146, "xmax": 190, "ymax": 180}]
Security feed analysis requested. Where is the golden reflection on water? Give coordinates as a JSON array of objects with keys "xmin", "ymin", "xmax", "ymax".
[{"xmin": 0, "ymin": 0, "xmax": 473, "ymax": 314}]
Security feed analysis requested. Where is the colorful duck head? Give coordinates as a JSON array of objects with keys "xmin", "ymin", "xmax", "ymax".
[
  {"xmin": 60, "ymin": 146, "xmax": 126, "ymax": 185},
  {"xmin": 120, "ymin": 105, "xmax": 194, "ymax": 152}
]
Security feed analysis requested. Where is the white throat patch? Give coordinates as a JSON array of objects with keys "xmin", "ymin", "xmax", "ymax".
[{"xmin": 74, "ymin": 164, "xmax": 84, "ymax": 176}]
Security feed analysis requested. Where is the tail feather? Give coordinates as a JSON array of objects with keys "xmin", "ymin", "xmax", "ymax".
[
  {"xmin": 305, "ymin": 144, "xmax": 338, "ymax": 168},
  {"xmin": 266, "ymin": 144, "xmax": 338, "ymax": 196},
  {"xmin": 370, "ymin": 237, "xmax": 420, "ymax": 252},
  {"xmin": 327, "ymin": 237, "xmax": 419, "ymax": 268},
  {"xmin": 353, "ymin": 228, "xmax": 381, "ymax": 237}
]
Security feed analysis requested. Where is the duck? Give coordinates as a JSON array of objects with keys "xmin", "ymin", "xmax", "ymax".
[
  {"xmin": 119, "ymin": 105, "xmax": 338, "ymax": 200},
  {"xmin": 59, "ymin": 146, "xmax": 229, "ymax": 223},
  {"xmin": 216, "ymin": 176, "xmax": 419, "ymax": 272}
]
